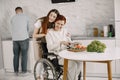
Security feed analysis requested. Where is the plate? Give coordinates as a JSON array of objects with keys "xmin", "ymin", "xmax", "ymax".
[{"xmin": 67, "ymin": 48, "xmax": 86, "ymax": 52}]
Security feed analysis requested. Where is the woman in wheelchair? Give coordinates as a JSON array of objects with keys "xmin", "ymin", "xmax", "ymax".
[
  {"xmin": 34, "ymin": 14, "xmax": 81, "ymax": 80},
  {"xmin": 46, "ymin": 15, "xmax": 81, "ymax": 80},
  {"xmin": 33, "ymin": 9, "xmax": 60, "ymax": 59}
]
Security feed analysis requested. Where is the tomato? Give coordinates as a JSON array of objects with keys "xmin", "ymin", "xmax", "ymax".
[{"xmin": 76, "ymin": 45, "xmax": 81, "ymax": 48}]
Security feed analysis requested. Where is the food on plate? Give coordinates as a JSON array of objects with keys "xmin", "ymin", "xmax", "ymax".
[
  {"xmin": 67, "ymin": 42, "xmax": 86, "ymax": 52},
  {"xmin": 87, "ymin": 40, "xmax": 106, "ymax": 53}
]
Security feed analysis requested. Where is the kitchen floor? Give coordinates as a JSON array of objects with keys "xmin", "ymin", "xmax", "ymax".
[{"xmin": 0, "ymin": 69, "xmax": 120, "ymax": 80}]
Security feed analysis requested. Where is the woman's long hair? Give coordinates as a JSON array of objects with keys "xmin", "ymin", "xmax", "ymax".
[{"xmin": 40, "ymin": 9, "xmax": 60, "ymax": 34}]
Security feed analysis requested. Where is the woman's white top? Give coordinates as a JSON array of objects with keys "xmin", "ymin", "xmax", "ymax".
[
  {"xmin": 46, "ymin": 28, "xmax": 71, "ymax": 54},
  {"xmin": 34, "ymin": 20, "xmax": 41, "ymax": 28}
]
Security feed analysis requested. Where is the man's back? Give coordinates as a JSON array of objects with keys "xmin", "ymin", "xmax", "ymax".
[{"xmin": 11, "ymin": 13, "xmax": 29, "ymax": 41}]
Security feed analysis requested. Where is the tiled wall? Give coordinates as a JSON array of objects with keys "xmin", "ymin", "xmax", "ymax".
[{"xmin": 0, "ymin": 0, "xmax": 114, "ymax": 39}]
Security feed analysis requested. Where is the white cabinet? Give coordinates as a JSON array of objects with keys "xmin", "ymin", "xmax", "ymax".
[
  {"xmin": 116, "ymin": 40, "xmax": 120, "ymax": 47},
  {"xmin": 73, "ymin": 39, "xmax": 116, "ymax": 76},
  {"xmin": 115, "ymin": 22, "xmax": 120, "ymax": 39},
  {"xmin": 2, "ymin": 40, "xmax": 36, "ymax": 72},
  {"xmin": 2, "ymin": 41, "xmax": 14, "ymax": 72},
  {"xmin": 115, "ymin": 40, "xmax": 120, "ymax": 74},
  {"xmin": 114, "ymin": 0, "xmax": 120, "ymax": 20},
  {"xmin": 116, "ymin": 60, "xmax": 120, "ymax": 74}
]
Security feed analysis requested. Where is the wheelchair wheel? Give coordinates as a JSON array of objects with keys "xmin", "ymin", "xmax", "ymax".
[{"xmin": 34, "ymin": 59, "xmax": 57, "ymax": 80}]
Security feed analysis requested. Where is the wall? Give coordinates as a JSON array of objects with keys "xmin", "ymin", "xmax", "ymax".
[{"xmin": 0, "ymin": 0, "xmax": 114, "ymax": 39}]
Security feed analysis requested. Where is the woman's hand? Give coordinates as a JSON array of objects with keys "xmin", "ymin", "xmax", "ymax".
[
  {"xmin": 66, "ymin": 32, "xmax": 71, "ymax": 38},
  {"xmin": 61, "ymin": 41, "xmax": 70, "ymax": 46},
  {"xmin": 41, "ymin": 34, "xmax": 46, "ymax": 37}
]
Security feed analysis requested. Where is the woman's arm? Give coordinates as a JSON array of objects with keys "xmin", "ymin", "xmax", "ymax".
[
  {"xmin": 32, "ymin": 20, "xmax": 46, "ymax": 38},
  {"xmin": 32, "ymin": 27, "xmax": 45, "ymax": 38}
]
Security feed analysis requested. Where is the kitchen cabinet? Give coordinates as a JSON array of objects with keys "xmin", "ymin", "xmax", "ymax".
[
  {"xmin": 116, "ymin": 60, "xmax": 120, "ymax": 74},
  {"xmin": 73, "ymin": 39, "xmax": 116, "ymax": 77},
  {"xmin": 116, "ymin": 40, "xmax": 120, "ymax": 47},
  {"xmin": 115, "ymin": 22, "xmax": 120, "ymax": 39},
  {"xmin": 114, "ymin": 0, "xmax": 120, "ymax": 21},
  {"xmin": 2, "ymin": 40, "xmax": 36, "ymax": 72},
  {"xmin": 115, "ymin": 40, "xmax": 120, "ymax": 74}
]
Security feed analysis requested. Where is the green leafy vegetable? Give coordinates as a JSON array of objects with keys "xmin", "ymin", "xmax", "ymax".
[{"xmin": 87, "ymin": 40, "xmax": 106, "ymax": 53}]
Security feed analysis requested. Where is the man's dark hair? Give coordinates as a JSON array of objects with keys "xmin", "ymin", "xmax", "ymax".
[{"xmin": 15, "ymin": 7, "xmax": 22, "ymax": 11}]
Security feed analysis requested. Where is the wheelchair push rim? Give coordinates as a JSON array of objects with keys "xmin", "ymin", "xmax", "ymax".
[{"xmin": 34, "ymin": 59, "xmax": 57, "ymax": 80}]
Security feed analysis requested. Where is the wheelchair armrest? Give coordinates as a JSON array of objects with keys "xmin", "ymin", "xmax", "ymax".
[
  {"xmin": 48, "ymin": 53, "xmax": 59, "ymax": 57},
  {"xmin": 43, "ymin": 52, "xmax": 58, "ymax": 58}
]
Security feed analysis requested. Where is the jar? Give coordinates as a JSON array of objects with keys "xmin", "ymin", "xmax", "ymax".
[
  {"xmin": 93, "ymin": 28, "xmax": 98, "ymax": 37},
  {"xmin": 100, "ymin": 30, "xmax": 104, "ymax": 37}
]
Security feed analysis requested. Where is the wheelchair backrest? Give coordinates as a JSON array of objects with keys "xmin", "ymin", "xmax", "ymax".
[{"xmin": 40, "ymin": 42, "xmax": 48, "ymax": 58}]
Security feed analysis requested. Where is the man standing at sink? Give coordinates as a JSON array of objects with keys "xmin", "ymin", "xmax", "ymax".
[{"xmin": 11, "ymin": 7, "xmax": 29, "ymax": 75}]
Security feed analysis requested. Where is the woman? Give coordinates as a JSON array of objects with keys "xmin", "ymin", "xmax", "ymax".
[
  {"xmin": 46, "ymin": 15, "xmax": 81, "ymax": 80},
  {"xmin": 33, "ymin": 9, "xmax": 60, "ymax": 80},
  {"xmin": 33, "ymin": 9, "xmax": 60, "ymax": 59}
]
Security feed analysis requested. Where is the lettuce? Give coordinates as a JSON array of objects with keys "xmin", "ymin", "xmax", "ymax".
[{"xmin": 87, "ymin": 40, "xmax": 106, "ymax": 53}]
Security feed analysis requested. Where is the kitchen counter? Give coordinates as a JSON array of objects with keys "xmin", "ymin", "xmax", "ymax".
[
  {"xmin": 2, "ymin": 38, "xmax": 33, "ymax": 41},
  {"xmin": 2, "ymin": 36, "xmax": 116, "ymax": 41},
  {"xmin": 71, "ymin": 36, "xmax": 116, "ymax": 40}
]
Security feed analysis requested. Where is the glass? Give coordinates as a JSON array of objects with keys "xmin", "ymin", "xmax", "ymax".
[{"xmin": 86, "ymin": 28, "xmax": 93, "ymax": 37}]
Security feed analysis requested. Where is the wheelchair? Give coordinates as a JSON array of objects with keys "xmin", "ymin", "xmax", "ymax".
[{"xmin": 34, "ymin": 42, "xmax": 63, "ymax": 80}]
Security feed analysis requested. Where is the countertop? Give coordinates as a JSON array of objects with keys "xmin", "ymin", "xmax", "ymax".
[
  {"xmin": 2, "ymin": 36, "xmax": 116, "ymax": 41},
  {"xmin": 2, "ymin": 38, "xmax": 33, "ymax": 41},
  {"xmin": 71, "ymin": 36, "xmax": 116, "ymax": 40}
]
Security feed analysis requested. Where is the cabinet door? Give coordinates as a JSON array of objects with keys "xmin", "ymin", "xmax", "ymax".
[
  {"xmin": 116, "ymin": 40, "xmax": 120, "ymax": 47},
  {"xmin": 114, "ymin": 0, "xmax": 120, "ymax": 20},
  {"xmin": 116, "ymin": 60, "xmax": 120, "ymax": 74},
  {"xmin": 2, "ymin": 41, "xmax": 33, "ymax": 72},
  {"xmin": 115, "ymin": 22, "xmax": 120, "ymax": 39},
  {"xmin": 73, "ymin": 40, "xmax": 116, "ymax": 75},
  {"xmin": 2, "ymin": 41, "xmax": 14, "ymax": 72},
  {"xmin": 115, "ymin": 40, "xmax": 120, "ymax": 74}
]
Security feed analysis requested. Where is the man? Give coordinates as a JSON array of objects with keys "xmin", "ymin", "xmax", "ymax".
[{"xmin": 11, "ymin": 7, "xmax": 29, "ymax": 75}]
